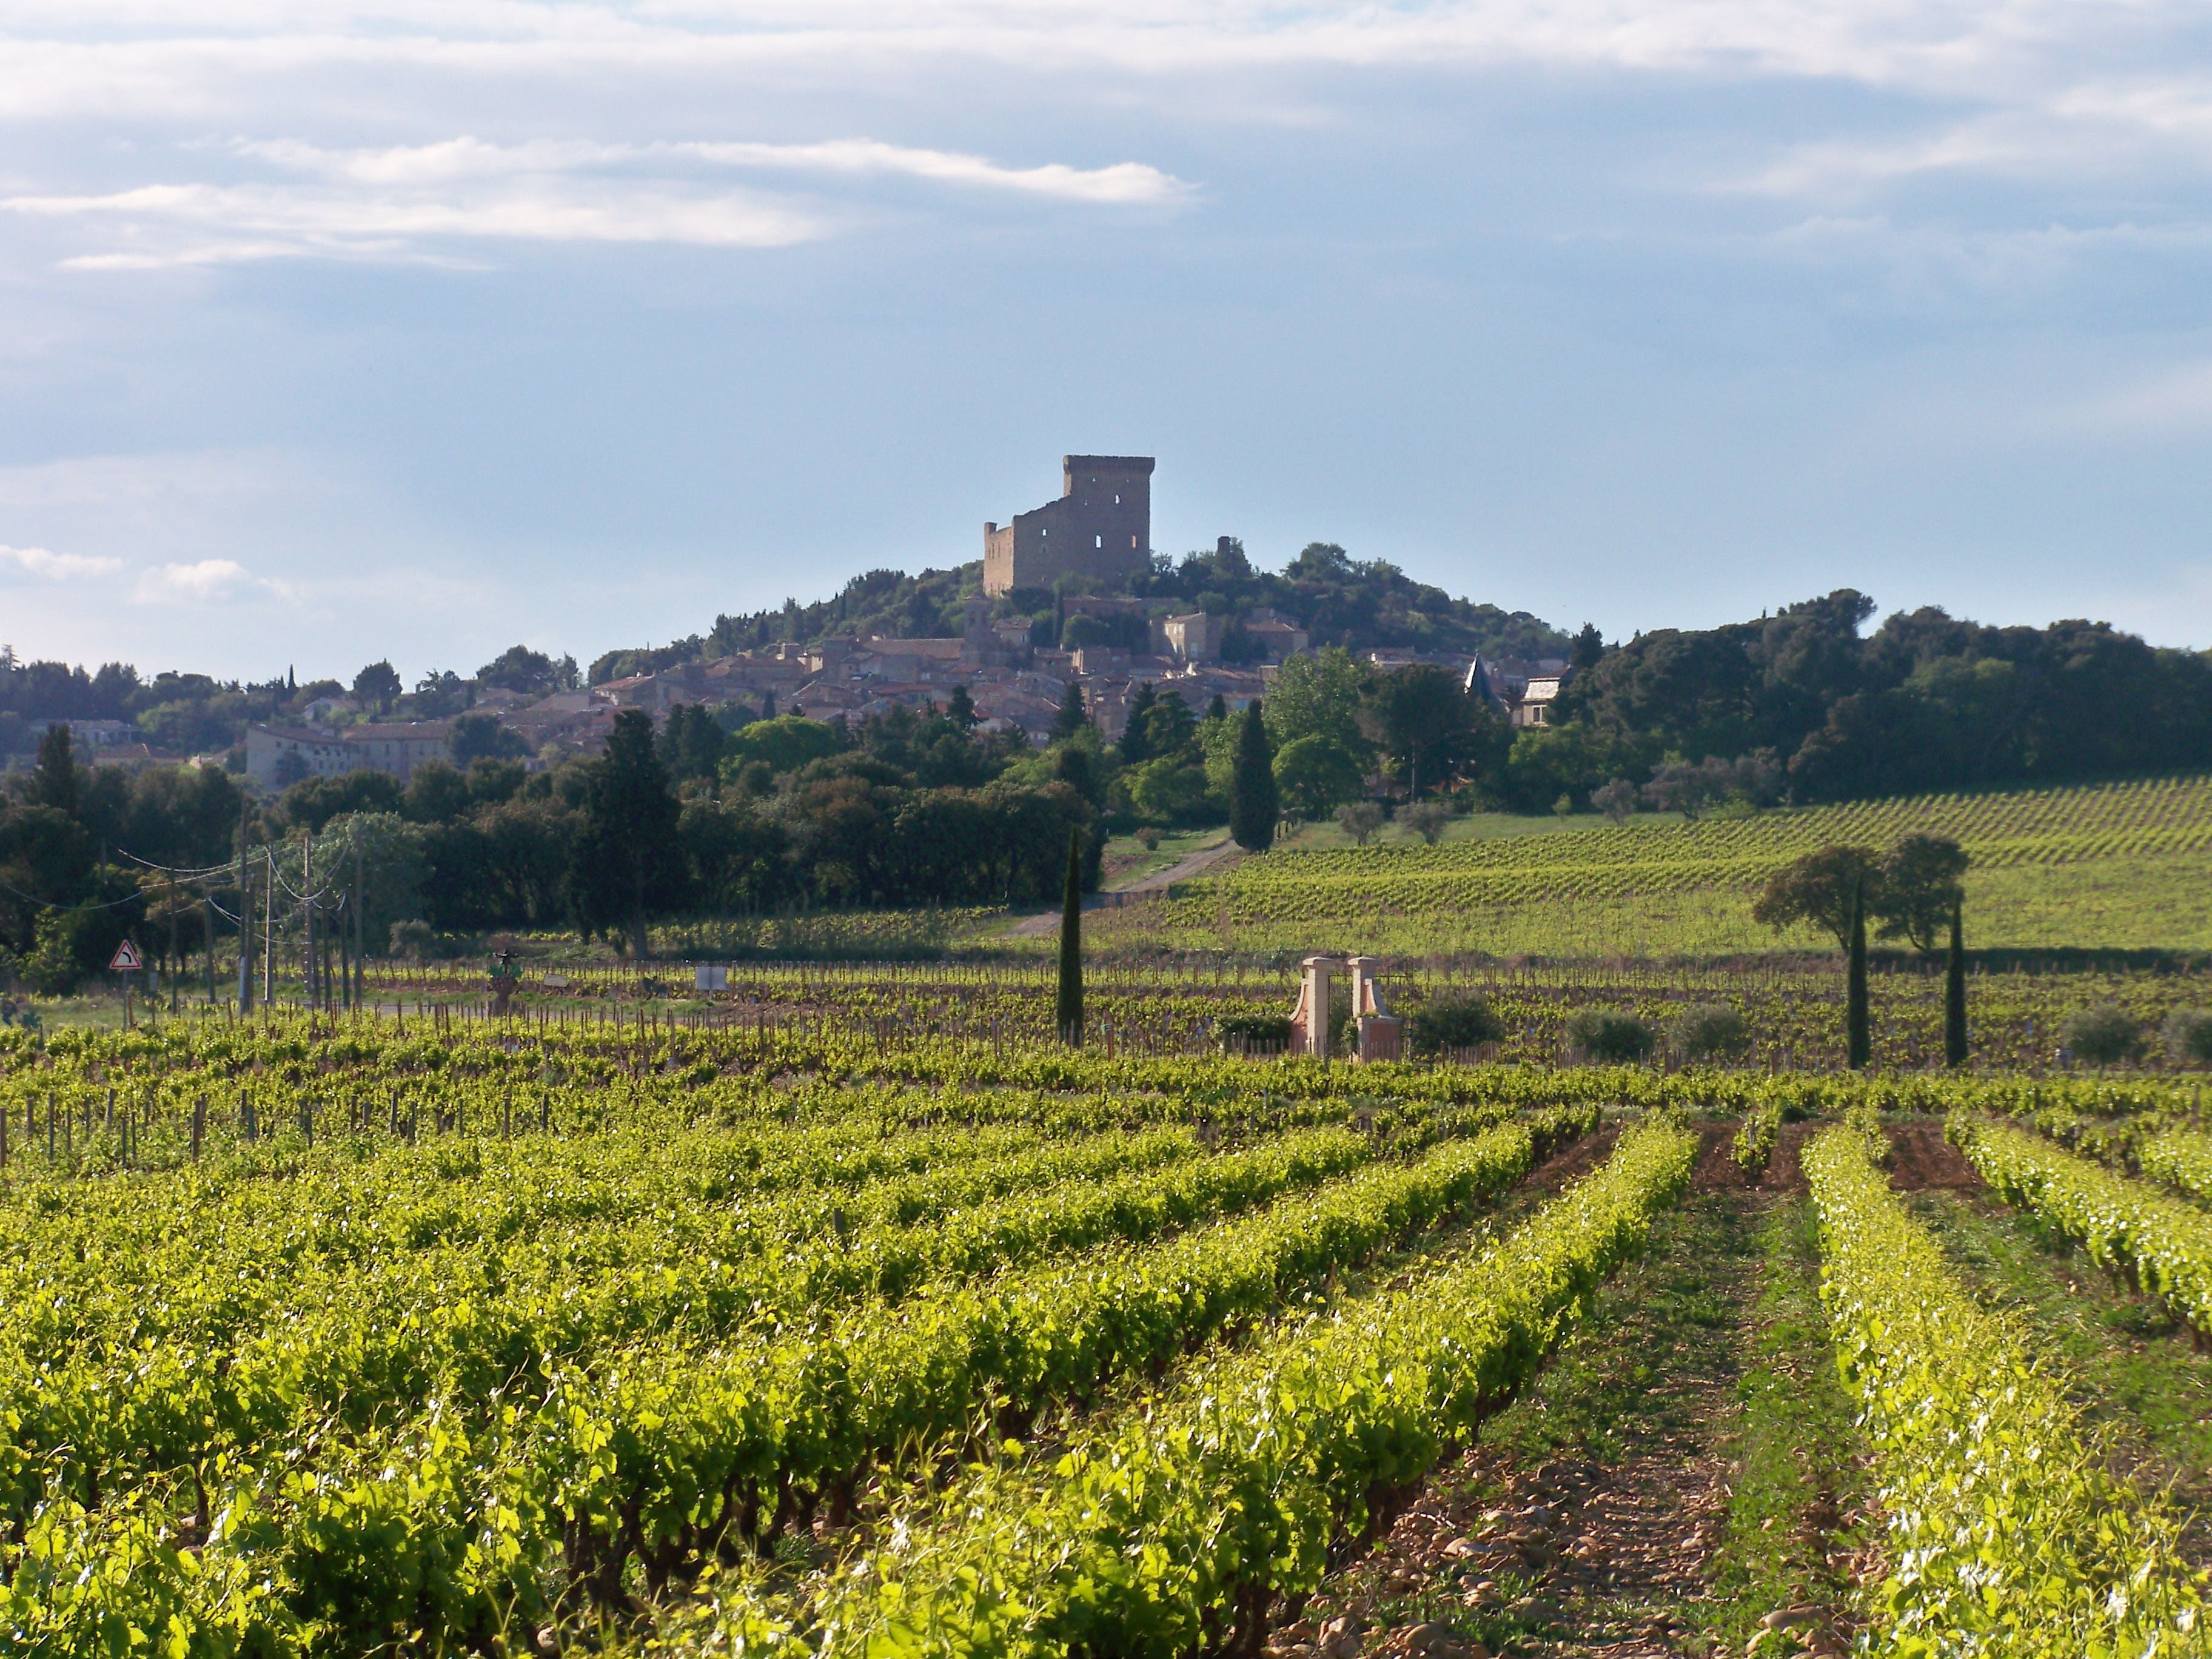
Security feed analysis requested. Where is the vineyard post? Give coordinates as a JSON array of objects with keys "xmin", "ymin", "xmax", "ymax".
[
  {"xmin": 190, "ymin": 1096, "xmax": 204, "ymax": 1161},
  {"xmin": 1846, "ymin": 879, "xmax": 1871, "ymax": 1070}
]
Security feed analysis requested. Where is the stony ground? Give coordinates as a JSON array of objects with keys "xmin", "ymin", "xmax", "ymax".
[{"xmin": 1263, "ymin": 1122, "xmax": 1882, "ymax": 1659}]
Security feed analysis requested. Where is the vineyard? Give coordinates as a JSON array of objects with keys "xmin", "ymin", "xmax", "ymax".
[
  {"xmin": 0, "ymin": 1000, "xmax": 2207, "ymax": 1657},
  {"xmin": 1091, "ymin": 771, "xmax": 2212, "ymax": 956}
]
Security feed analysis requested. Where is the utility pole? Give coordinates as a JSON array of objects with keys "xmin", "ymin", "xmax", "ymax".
[
  {"xmin": 236, "ymin": 792, "xmax": 254, "ymax": 1012},
  {"xmin": 354, "ymin": 830, "xmax": 366, "ymax": 1014},
  {"xmin": 167, "ymin": 875, "xmax": 180, "ymax": 1014},
  {"xmin": 263, "ymin": 846, "xmax": 275, "ymax": 1008},
  {"xmin": 303, "ymin": 830, "xmax": 315, "ymax": 1011}
]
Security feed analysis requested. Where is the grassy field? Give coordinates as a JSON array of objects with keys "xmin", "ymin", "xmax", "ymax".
[{"xmin": 1088, "ymin": 773, "xmax": 2212, "ymax": 957}]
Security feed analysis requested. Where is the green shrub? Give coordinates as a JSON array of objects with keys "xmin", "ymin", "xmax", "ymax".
[
  {"xmin": 1407, "ymin": 993, "xmax": 1506, "ymax": 1058},
  {"xmin": 2061, "ymin": 1003, "xmax": 2142, "ymax": 1067},
  {"xmin": 2163, "ymin": 1006, "xmax": 2212, "ymax": 1068},
  {"xmin": 1567, "ymin": 1008, "xmax": 1657, "ymax": 1064},
  {"xmin": 1668, "ymin": 1003, "xmax": 1751, "ymax": 1063},
  {"xmin": 1216, "ymin": 1013, "xmax": 1293, "ymax": 1053}
]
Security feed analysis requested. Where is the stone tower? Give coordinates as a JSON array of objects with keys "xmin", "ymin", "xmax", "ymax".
[{"xmin": 984, "ymin": 455, "xmax": 1153, "ymax": 596}]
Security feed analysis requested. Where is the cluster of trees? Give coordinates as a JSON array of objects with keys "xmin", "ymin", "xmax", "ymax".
[
  {"xmin": 1511, "ymin": 592, "xmax": 2212, "ymax": 810},
  {"xmin": 1076, "ymin": 651, "xmax": 1506, "ymax": 834},
  {"xmin": 0, "ymin": 699, "xmax": 1107, "ymax": 988}
]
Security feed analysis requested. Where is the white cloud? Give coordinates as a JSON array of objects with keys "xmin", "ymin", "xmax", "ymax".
[
  {"xmin": 0, "ymin": 543, "xmax": 122, "ymax": 579},
  {"xmin": 1, "ymin": 133, "xmax": 1184, "ymax": 267},
  {"xmin": 243, "ymin": 135, "xmax": 1188, "ymax": 203},
  {"xmin": 133, "ymin": 557, "xmax": 258, "ymax": 602}
]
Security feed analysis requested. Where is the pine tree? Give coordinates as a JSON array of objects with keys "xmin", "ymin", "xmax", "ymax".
[
  {"xmin": 1945, "ymin": 894, "xmax": 1969, "ymax": 1068},
  {"xmin": 1229, "ymin": 701, "xmax": 1279, "ymax": 853},
  {"xmin": 1056, "ymin": 830, "xmax": 1084, "ymax": 1045},
  {"xmin": 1846, "ymin": 877, "xmax": 1871, "ymax": 1069}
]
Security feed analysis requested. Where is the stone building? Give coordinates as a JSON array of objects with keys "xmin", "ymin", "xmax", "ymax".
[{"xmin": 984, "ymin": 455, "xmax": 1153, "ymax": 595}]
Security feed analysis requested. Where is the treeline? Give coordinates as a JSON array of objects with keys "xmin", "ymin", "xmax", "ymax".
[
  {"xmin": 0, "ymin": 702, "xmax": 1098, "ymax": 991},
  {"xmin": 1501, "ymin": 592, "xmax": 2212, "ymax": 810},
  {"xmin": 0, "ymin": 644, "xmax": 582, "ymax": 759}
]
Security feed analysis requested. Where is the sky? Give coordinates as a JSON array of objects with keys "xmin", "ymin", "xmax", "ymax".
[{"xmin": 1, "ymin": 0, "xmax": 2209, "ymax": 685}]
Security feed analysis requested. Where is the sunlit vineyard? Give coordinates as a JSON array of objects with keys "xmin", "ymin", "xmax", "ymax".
[
  {"xmin": 4, "ymin": 997, "xmax": 2211, "ymax": 1655},
  {"xmin": 1091, "ymin": 771, "xmax": 2212, "ymax": 956}
]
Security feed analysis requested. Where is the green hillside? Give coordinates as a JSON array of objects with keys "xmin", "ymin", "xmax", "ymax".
[{"xmin": 1088, "ymin": 773, "xmax": 2212, "ymax": 957}]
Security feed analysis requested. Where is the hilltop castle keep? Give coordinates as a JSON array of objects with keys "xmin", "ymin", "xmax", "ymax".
[{"xmin": 984, "ymin": 455, "xmax": 1153, "ymax": 595}]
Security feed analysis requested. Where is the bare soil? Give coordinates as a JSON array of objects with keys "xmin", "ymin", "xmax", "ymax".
[{"xmin": 1882, "ymin": 1121, "xmax": 1982, "ymax": 1192}]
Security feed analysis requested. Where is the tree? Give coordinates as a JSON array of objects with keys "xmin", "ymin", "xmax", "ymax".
[
  {"xmin": 1125, "ymin": 756, "xmax": 1212, "ymax": 825},
  {"xmin": 1846, "ymin": 878, "xmax": 1871, "ymax": 1068},
  {"xmin": 1669, "ymin": 1004, "xmax": 1751, "ymax": 1063},
  {"xmin": 1273, "ymin": 734, "xmax": 1364, "ymax": 820},
  {"xmin": 567, "ymin": 709, "xmax": 683, "ymax": 956},
  {"xmin": 1138, "ymin": 688, "xmax": 1198, "ymax": 762},
  {"xmin": 945, "ymin": 685, "xmax": 978, "ymax": 730},
  {"xmin": 722, "ymin": 716, "xmax": 842, "ymax": 778},
  {"xmin": 1336, "ymin": 801, "xmax": 1383, "ymax": 845},
  {"xmin": 1118, "ymin": 682, "xmax": 1158, "ymax": 763},
  {"xmin": 1056, "ymin": 830, "xmax": 1083, "ymax": 1045},
  {"xmin": 352, "ymin": 660, "xmax": 402, "ymax": 712},
  {"xmin": 31, "ymin": 725, "xmax": 77, "ymax": 816},
  {"xmin": 1875, "ymin": 834, "xmax": 1968, "ymax": 954},
  {"xmin": 477, "ymin": 644, "xmax": 578, "ymax": 696},
  {"xmin": 1061, "ymin": 613, "xmax": 1111, "ymax": 651},
  {"xmin": 1568, "ymin": 1008, "xmax": 1656, "ymax": 1063},
  {"xmin": 2061, "ymin": 1004, "xmax": 2140, "ymax": 1067},
  {"xmin": 660, "ymin": 704, "xmax": 728, "ymax": 783},
  {"xmin": 1264, "ymin": 646, "xmax": 1369, "ymax": 760},
  {"xmin": 448, "ymin": 711, "xmax": 528, "ymax": 767},
  {"xmin": 1592, "ymin": 778, "xmax": 1637, "ymax": 825},
  {"xmin": 1050, "ymin": 681, "xmax": 1091, "ymax": 743},
  {"xmin": 2163, "ymin": 1007, "xmax": 2212, "ymax": 1067},
  {"xmin": 1401, "ymin": 801, "xmax": 1450, "ymax": 843},
  {"xmin": 276, "ymin": 770, "xmax": 403, "ymax": 834},
  {"xmin": 1229, "ymin": 702, "xmax": 1279, "ymax": 852},
  {"xmin": 1407, "ymin": 992, "xmax": 1504, "ymax": 1057},
  {"xmin": 1945, "ymin": 895, "xmax": 1968, "ymax": 1067},
  {"xmin": 1570, "ymin": 622, "xmax": 1605, "ymax": 675},
  {"xmin": 1358, "ymin": 665, "xmax": 1499, "ymax": 798},
  {"xmin": 1751, "ymin": 844, "xmax": 1882, "ymax": 950}
]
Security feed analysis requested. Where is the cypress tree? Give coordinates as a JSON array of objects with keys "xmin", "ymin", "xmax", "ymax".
[
  {"xmin": 1050, "ymin": 680, "xmax": 1090, "ymax": 743},
  {"xmin": 1119, "ymin": 682, "xmax": 1158, "ymax": 764},
  {"xmin": 1229, "ymin": 701, "xmax": 1279, "ymax": 853},
  {"xmin": 1846, "ymin": 876, "xmax": 1871, "ymax": 1070},
  {"xmin": 1944, "ymin": 893, "xmax": 1968, "ymax": 1068},
  {"xmin": 1056, "ymin": 830, "xmax": 1084, "ymax": 1045}
]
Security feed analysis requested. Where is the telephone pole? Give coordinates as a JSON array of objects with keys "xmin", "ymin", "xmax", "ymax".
[{"xmin": 236, "ymin": 791, "xmax": 254, "ymax": 1012}]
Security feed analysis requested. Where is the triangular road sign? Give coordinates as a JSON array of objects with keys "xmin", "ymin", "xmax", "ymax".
[{"xmin": 109, "ymin": 939, "xmax": 144, "ymax": 973}]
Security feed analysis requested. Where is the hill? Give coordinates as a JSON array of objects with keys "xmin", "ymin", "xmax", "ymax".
[
  {"xmin": 588, "ymin": 541, "xmax": 1573, "ymax": 684},
  {"xmin": 1088, "ymin": 771, "xmax": 2212, "ymax": 958}
]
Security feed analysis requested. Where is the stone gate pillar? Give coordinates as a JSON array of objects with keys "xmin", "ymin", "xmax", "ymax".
[{"xmin": 1297, "ymin": 956, "xmax": 1339, "ymax": 1059}]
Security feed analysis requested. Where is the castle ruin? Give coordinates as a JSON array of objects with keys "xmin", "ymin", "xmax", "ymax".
[{"xmin": 984, "ymin": 455, "xmax": 1153, "ymax": 595}]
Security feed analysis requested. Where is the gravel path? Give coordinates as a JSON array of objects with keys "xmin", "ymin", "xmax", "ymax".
[{"xmin": 1007, "ymin": 839, "xmax": 1242, "ymax": 936}]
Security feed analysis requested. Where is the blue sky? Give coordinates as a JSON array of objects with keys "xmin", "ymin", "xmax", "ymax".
[{"xmin": 1, "ymin": 1, "xmax": 2208, "ymax": 683}]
